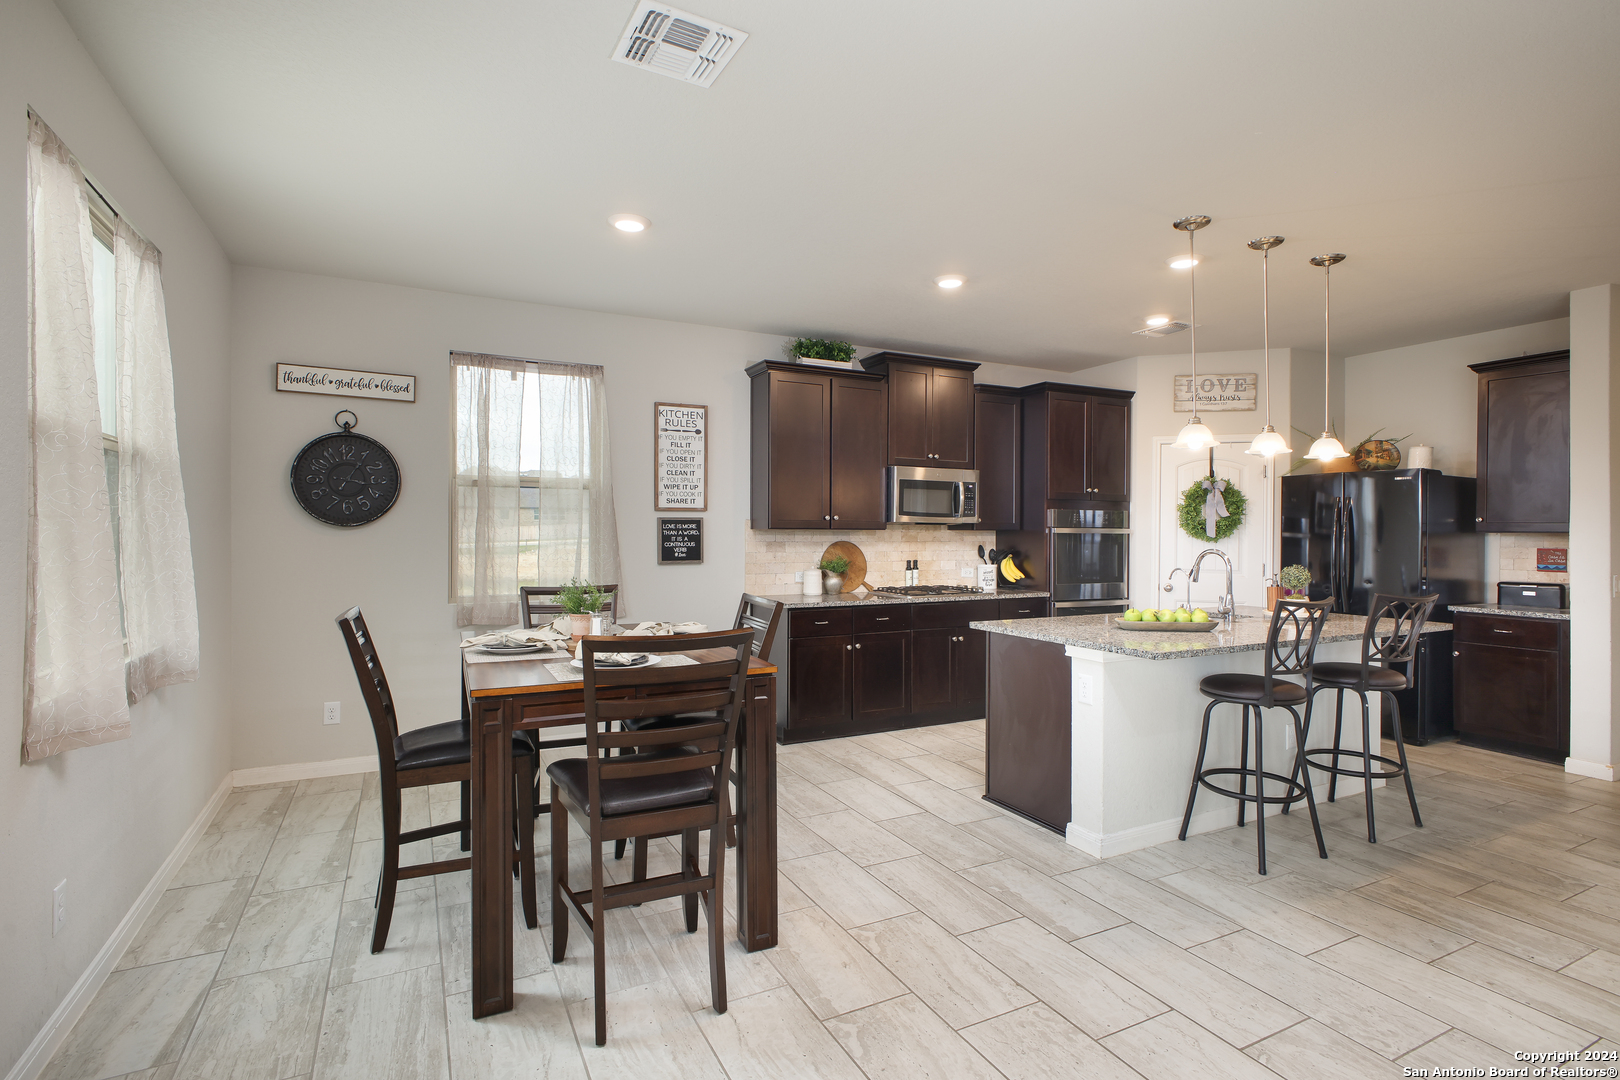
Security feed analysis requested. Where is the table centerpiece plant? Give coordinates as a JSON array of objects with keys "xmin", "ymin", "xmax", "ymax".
[{"xmin": 557, "ymin": 578, "xmax": 609, "ymax": 637}]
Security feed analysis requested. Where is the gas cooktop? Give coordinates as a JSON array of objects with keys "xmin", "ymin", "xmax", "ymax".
[{"xmin": 871, "ymin": 585, "xmax": 986, "ymax": 597}]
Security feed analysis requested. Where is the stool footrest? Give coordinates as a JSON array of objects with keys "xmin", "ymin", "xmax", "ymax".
[
  {"xmin": 1302, "ymin": 747, "xmax": 1407, "ymax": 779},
  {"xmin": 1195, "ymin": 767, "xmax": 1311, "ymax": 807}
]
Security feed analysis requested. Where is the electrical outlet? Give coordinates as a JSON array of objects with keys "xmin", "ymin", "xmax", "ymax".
[
  {"xmin": 1075, "ymin": 673, "xmax": 1094, "ymax": 706},
  {"xmin": 961, "ymin": 566, "xmax": 973, "ymax": 577},
  {"xmin": 323, "ymin": 701, "xmax": 341, "ymax": 725},
  {"xmin": 794, "ymin": 570, "xmax": 804, "ymax": 583},
  {"xmin": 52, "ymin": 880, "xmax": 66, "ymax": 936}
]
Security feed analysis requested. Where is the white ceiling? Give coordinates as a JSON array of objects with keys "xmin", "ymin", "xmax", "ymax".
[{"xmin": 57, "ymin": 0, "xmax": 1620, "ymax": 370}]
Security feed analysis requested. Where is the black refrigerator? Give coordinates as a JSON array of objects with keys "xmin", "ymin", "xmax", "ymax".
[{"xmin": 1279, "ymin": 468, "xmax": 1484, "ymax": 743}]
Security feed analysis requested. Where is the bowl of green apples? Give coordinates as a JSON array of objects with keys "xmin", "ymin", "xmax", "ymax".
[{"xmin": 1115, "ymin": 606, "xmax": 1219, "ymax": 632}]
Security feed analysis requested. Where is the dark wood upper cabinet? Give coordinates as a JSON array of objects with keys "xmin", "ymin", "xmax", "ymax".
[
  {"xmin": 1046, "ymin": 397, "xmax": 1090, "ymax": 499},
  {"xmin": 1085, "ymin": 400, "xmax": 1131, "ymax": 500},
  {"xmin": 858, "ymin": 352, "xmax": 979, "ymax": 469},
  {"xmin": 1470, "ymin": 352, "xmax": 1569, "ymax": 532},
  {"xmin": 749, "ymin": 361, "xmax": 887, "ymax": 530},
  {"xmin": 1019, "ymin": 383, "xmax": 1134, "ymax": 520},
  {"xmin": 967, "ymin": 386, "xmax": 1021, "ymax": 531}
]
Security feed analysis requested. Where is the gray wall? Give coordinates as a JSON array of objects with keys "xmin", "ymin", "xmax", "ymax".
[{"xmin": 0, "ymin": 1, "xmax": 234, "ymax": 1071}]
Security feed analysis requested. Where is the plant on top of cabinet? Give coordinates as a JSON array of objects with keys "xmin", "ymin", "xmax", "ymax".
[
  {"xmin": 786, "ymin": 338, "xmax": 856, "ymax": 365},
  {"xmin": 857, "ymin": 351, "xmax": 980, "ymax": 469}
]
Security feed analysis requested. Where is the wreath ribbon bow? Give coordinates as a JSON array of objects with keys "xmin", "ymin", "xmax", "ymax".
[{"xmin": 1201, "ymin": 478, "xmax": 1230, "ymax": 538}]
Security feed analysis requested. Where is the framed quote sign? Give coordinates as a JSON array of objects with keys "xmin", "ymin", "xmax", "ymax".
[
  {"xmin": 655, "ymin": 402, "xmax": 707, "ymax": 511},
  {"xmin": 659, "ymin": 518, "xmax": 703, "ymax": 564},
  {"xmin": 275, "ymin": 363, "xmax": 416, "ymax": 402},
  {"xmin": 1173, "ymin": 373, "xmax": 1257, "ymax": 412}
]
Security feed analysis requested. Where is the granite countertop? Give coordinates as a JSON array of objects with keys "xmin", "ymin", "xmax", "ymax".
[
  {"xmin": 758, "ymin": 589, "xmax": 1050, "ymax": 611},
  {"xmin": 971, "ymin": 607, "xmax": 1445, "ymax": 660},
  {"xmin": 1450, "ymin": 603, "xmax": 1571, "ymax": 621}
]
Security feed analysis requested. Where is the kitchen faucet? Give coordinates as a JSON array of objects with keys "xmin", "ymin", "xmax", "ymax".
[{"xmin": 1190, "ymin": 548, "xmax": 1236, "ymax": 619}]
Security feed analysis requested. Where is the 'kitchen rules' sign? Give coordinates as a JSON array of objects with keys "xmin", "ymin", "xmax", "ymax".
[{"xmin": 655, "ymin": 402, "xmax": 707, "ymax": 511}]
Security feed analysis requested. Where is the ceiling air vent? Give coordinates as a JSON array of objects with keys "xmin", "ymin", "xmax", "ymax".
[
  {"xmin": 1132, "ymin": 321, "xmax": 1190, "ymax": 337},
  {"xmin": 612, "ymin": 2, "xmax": 748, "ymax": 88}
]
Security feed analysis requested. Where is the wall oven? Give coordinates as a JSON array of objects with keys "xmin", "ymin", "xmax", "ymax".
[
  {"xmin": 1048, "ymin": 509, "xmax": 1129, "ymax": 613},
  {"xmin": 885, "ymin": 466, "xmax": 979, "ymax": 525}
]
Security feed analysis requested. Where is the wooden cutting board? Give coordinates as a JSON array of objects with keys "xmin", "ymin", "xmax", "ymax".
[{"xmin": 821, "ymin": 541, "xmax": 869, "ymax": 593}]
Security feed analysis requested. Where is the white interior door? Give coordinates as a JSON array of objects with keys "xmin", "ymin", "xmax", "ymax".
[{"xmin": 1154, "ymin": 437, "xmax": 1276, "ymax": 611}]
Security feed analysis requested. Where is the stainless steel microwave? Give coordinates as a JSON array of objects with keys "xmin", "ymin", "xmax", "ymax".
[{"xmin": 885, "ymin": 466, "xmax": 979, "ymax": 524}]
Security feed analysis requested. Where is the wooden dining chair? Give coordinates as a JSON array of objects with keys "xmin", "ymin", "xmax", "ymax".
[
  {"xmin": 519, "ymin": 584, "xmax": 620, "ymax": 629},
  {"xmin": 337, "ymin": 607, "xmax": 539, "ymax": 951},
  {"xmin": 549, "ymin": 629, "xmax": 755, "ymax": 1046},
  {"xmin": 612, "ymin": 593, "xmax": 783, "ymax": 860}
]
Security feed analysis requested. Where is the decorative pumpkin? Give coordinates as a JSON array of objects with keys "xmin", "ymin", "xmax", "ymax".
[{"xmin": 1352, "ymin": 439, "xmax": 1402, "ymax": 471}]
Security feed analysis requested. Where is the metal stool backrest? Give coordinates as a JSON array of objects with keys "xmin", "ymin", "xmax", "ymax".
[
  {"xmin": 1261, "ymin": 598, "xmax": 1335, "ymax": 705},
  {"xmin": 735, "ymin": 593, "xmax": 784, "ymax": 659},
  {"xmin": 519, "ymin": 584, "xmax": 619, "ymax": 629},
  {"xmin": 1357, "ymin": 593, "xmax": 1438, "ymax": 678},
  {"xmin": 335, "ymin": 606, "xmax": 402, "ymax": 783}
]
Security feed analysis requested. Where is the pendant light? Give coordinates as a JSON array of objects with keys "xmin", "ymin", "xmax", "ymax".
[
  {"xmin": 1244, "ymin": 236, "xmax": 1291, "ymax": 457},
  {"xmin": 1303, "ymin": 253, "xmax": 1349, "ymax": 460},
  {"xmin": 1171, "ymin": 215, "xmax": 1218, "ymax": 451}
]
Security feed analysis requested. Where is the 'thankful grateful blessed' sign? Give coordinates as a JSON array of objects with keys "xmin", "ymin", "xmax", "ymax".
[
  {"xmin": 1173, "ymin": 373, "xmax": 1258, "ymax": 412},
  {"xmin": 275, "ymin": 363, "xmax": 417, "ymax": 403},
  {"xmin": 659, "ymin": 518, "xmax": 703, "ymax": 564},
  {"xmin": 655, "ymin": 402, "xmax": 707, "ymax": 511}
]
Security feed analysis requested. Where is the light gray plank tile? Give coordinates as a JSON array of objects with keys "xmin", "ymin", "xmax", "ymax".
[
  {"xmin": 254, "ymin": 829, "xmax": 354, "ymax": 896},
  {"xmin": 843, "ymin": 752, "xmax": 931, "ymax": 791},
  {"xmin": 776, "ymin": 746, "xmax": 860, "ymax": 785},
  {"xmin": 636, "ymin": 904, "xmax": 785, "ymax": 1013},
  {"xmin": 312, "ymin": 964, "xmax": 448, "ymax": 1080},
  {"xmin": 868, "ymin": 854, "xmax": 1019, "ymax": 935},
  {"xmin": 1355, "ymin": 876, "xmax": 1592, "ymax": 969},
  {"xmin": 763, "ymin": 907, "xmax": 906, "ymax": 1020},
  {"xmin": 105, "ymin": 1066, "xmax": 177, "ymax": 1080},
  {"xmin": 563, "ymin": 980, "xmax": 727, "ymax": 1078},
  {"xmin": 1565, "ymin": 950, "xmax": 1620, "ymax": 996},
  {"xmin": 117, "ymin": 878, "xmax": 253, "ymax": 971},
  {"xmin": 959, "ymin": 1002, "xmax": 1139, "ymax": 1080},
  {"xmin": 279, "ymin": 790, "xmax": 363, "ymax": 836},
  {"xmin": 879, "ymin": 813, "xmax": 1005, "ymax": 871},
  {"xmin": 352, "ymin": 786, "xmax": 429, "ymax": 844},
  {"xmin": 1190, "ymin": 930, "xmax": 1447, "ymax": 1059},
  {"xmin": 550, "ymin": 904, "xmax": 671, "ymax": 1004},
  {"xmin": 295, "ymin": 773, "xmax": 367, "ymax": 797},
  {"xmin": 779, "ymin": 851, "xmax": 914, "ymax": 928},
  {"xmin": 1394, "ymin": 1029, "xmax": 1525, "ymax": 1075},
  {"xmin": 960, "ymin": 918, "xmax": 1166, "ymax": 1039},
  {"xmin": 41, "ymin": 952, "xmax": 221, "ymax": 1080},
  {"xmin": 1100, "ymin": 1010, "xmax": 1278, "ymax": 1079},
  {"xmin": 820, "ymin": 777, "xmax": 924, "ymax": 821},
  {"xmin": 1253, "ymin": 874, "xmax": 1472, "ymax": 961},
  {"xmin": 824, "ymin": 994, "xmax": 1001, "ymax": 1080},
  {"xmin": 776, "ymin": 870, "xmax": 816, "ymax": 914},
  {"xmin": 887, "ymin": 728, "xmax": 969, "ymax": 756},
  {"xmin": 777, "ymin": 774, "xmax": 849, "ymax": 819},
  {"xmin": 207, "ymin": 787, "xmax": 294, "ymax": 834},
  {"xmin": 1245, "ymin": 1018, "xmax": 1399, "ymax": 1080},
  {"xmin": 1483, "ymin": 834, "xmax": 1620, "ymax": 888},
  {"xmin": 893, "ymin": 779, "xmax": 1001, "ymax": 825},
  {"xmin": 1055, "ymin": 864, "xmax": 1237, "ymax": 948},
  {"xmin": 775, "ymin": 810, "xmax": 835, "ymax": 862},
  {"xmin": 692, "ymin": 984, "xmax": 865, "ymax": 1080},
  {"xmin": 219, "ymin": 882, "xmax": 344, "ymax": 979},
  {"xmin": 960, "ymin": 815, "xmax": 1094, "ymax": 876},
  {"xmin": 1157, "ymin": 868, "xmax": 1351, "ymax": 954},
  {"xmin": 848, "ymin": 732, "xmax": 930, "ymax": 759},
  {"xmin": 444, "ymin": 970, "xmax": 586, "ymax": 1080},
  {"xmin": 1077, "ymin": 923, "xmax": 1304, "ymax": 1047},
  {"xmin": 958, "ymin": 858, "xmax": 1127, "ymax": 941},
  {"xmin": 1566, "ymin": 884, "xmax": 1620, "ymax": 918},
  {"xmin": 850, "ymin": 912, "xmax": 1034, "ymax": 1029},
  {"xmin": 1463, "ymin": 880, "xmax": 1620, "ymax": 954},
  {"xmin": 1435, "ymin": 942, "xmax": 1620, "ymax": 1042},
  {"xmin": 342, "ymin": 838, "xmax": 435, "ymax": 903},
  {"xmin": 328, "ymin": 890, "xmax": 440, "ymax": 989},
  {"xmin": 803, "ymin": 809, "xmax": 921, "ymax": 866},
  {"xmin": 901, "ymin": 753, "xmax": 985, "ymax": 791},
  {"xmin": 1386, "ymin": 833, "xmax": 1593, "ymax": 899},
  {"xmin": 171, "ymin": 826, "xmax": 277, "ymax": 889},
  {"xmin": 1313, "ymin": 936, "xmax": 1600, "ymax": 1055},
  {"xmin": 436, "ymin": 894, "xmax": 553, "ymax": 998},
  {"xmin": 171, "ymin": 959, "xmax": 326, "ymax": 1080}
]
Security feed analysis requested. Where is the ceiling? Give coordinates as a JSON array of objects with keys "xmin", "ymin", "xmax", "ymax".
[{"xmin": 56, "ymin": 0, "xmax": 1620, "ymax": 370}]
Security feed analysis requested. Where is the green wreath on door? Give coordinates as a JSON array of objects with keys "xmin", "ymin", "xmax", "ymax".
[{"xmin": 1178, "ymin": 477, "xmax": 1248, "ymax": 541}]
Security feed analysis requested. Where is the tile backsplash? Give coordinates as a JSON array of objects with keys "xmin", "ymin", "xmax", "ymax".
[
  {"xmin": 745, "ymin": 521, "xmax": 997, "ymax": 595},
  {"xmin": 1492, "ymin": 532, "xmax": 1569, "ymax": 587}
]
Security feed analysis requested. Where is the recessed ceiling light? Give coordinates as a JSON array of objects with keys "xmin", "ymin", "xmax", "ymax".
[
  {"xmin": 609, "ymin": 214, "xmax": 649, "ymax": 233},
  {"xmin": 1168, "ymin": 255, "xmax": 1199, "ymax": 270},
  {"xmin": 935, "ymin": 274, "xmax": 965, "ymax": 289},
  {"xmin": 1145, "ymin": 315, "xmax": 1171, "ymax": 327}
]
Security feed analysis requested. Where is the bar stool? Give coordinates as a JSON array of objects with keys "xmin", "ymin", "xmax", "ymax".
[
  {"xmin": 1179, "ymin": 598, "xmax": 1334, "ymax": 874},
  {"xmin": 1298, "ymin": 593, "xmax": 1437, "ymax": 843}
]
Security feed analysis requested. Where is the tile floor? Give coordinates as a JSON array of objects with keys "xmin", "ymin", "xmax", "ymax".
[{"xmin": 40, "ymin": 723, "xmax": 1620, "ymax": 1080}]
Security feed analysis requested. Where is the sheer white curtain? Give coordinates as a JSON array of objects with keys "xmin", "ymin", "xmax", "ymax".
[
  {"xmin": 451, "ymin": 352, "xmax": 621, "ymax": 626},
  {"xmin": 115, "ymin": 219, "xmax": 200, "ymax": 700},
  {"xmin": 25, "ymin": 115, "xmax": 130, "ymax": 759}
]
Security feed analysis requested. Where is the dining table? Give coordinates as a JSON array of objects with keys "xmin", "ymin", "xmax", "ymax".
[{"xmin": 460, "ymin": 633, "xmax": 779, "ymax": 1019}]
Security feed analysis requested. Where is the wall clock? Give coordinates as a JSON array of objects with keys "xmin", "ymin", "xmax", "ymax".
[{"xmin": 290, "ymin": 411, "xmax": 401, "ymax": 527}]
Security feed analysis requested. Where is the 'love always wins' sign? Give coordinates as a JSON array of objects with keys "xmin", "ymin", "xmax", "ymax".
[{"xmin": 1173, "ymin": 373, "xmax": 1258, "ymax": 412}]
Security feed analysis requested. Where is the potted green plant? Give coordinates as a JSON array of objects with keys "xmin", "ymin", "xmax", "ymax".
[
  {"xmin": 556, "ymin": 578, "xmax": 608, "ymax": 637},
  {"xmin": 819, "ymin": 554, "xmax": 851, "ymax": 594},
  {"xmin": 1270, "ymin": 564, "xmax": 1312, "ymax": 609},
  {"xmin": 786, "ymin": 338, "xmax": 856, "ymax": 366}
]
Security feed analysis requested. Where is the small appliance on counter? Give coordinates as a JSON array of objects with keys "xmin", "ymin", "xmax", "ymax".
[{"xmin": 1497, "ymin": 582, "xmax": 1567, "ymax": 609}]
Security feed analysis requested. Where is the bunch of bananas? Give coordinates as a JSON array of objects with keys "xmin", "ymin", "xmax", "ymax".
[{"xmin": 999, "ymin": 554, "xmax": 1025, "ymax": 582}]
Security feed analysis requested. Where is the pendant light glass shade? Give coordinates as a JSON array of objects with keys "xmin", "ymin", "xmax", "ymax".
[
  {"xmin": 1303, "ymin": 252, "xmax": 1348, "ymax": 461},
  {"xmin": 1171, "ymin": 215, "xmax": 1216, "ymax": 452},
  {"xmin": 1244, "ymin": 235, "xmax": 1291, "ymax": 458}
]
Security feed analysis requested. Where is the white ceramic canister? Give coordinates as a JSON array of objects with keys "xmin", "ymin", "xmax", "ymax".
[
  {"xmin": 803, "ymin": 569, "xmax": 824, "ymax": 596},
  {"xmin": 1407, "ymin": 444, "xmax": 1434, "ymax": 470}
]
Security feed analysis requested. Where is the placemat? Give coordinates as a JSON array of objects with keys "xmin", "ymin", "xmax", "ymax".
[
  {"xmin": 543, "ymin": 653, "xmax": 699, "ymax": 681},
  {"xmin": 463, "ymin": 648, "xmax": 570, "ymax": 665}
]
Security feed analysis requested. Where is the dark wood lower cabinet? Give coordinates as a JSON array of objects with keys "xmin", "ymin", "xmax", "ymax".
[
  {"xmin": 1452, "ymin": 611, "xmax": 1569, "ymax": 761},
  {"xmin": 853, "ymin": 632, "xmax": 909, "ymax": 723},
  {"xmin": 910, "ymin": 628, "xmax": 955, "ymax": 713},
  {"xmin": 787, "ymin": 635, "xmax": 851, "ymax": 736},
  {"xmin": 985, "ymin": 633, "xmax": 1071, "ymax": 832}
]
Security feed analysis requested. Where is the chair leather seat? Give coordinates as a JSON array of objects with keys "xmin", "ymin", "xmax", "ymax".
[
  {"xmin": 620, "ymin": 710, "xmax": 719, "ymax": 733},
  {"xmin": 394, "ymin": 720, "xmax": 534, "ymax": 771},
  {"xmin": 547, "ymin": 749, "xmax": 714, "ymax": 817},
  {"xmin": 1309, "ymin": 662, "xmax": 1408, "ymax": 690},
  {"xmin": 1199, "ymin": 672, "xmax": 1307, "ymax": 705}
]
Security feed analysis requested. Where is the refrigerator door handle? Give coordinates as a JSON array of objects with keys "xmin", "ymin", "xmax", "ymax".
[{"xmin": 1338, "ymin": 496, "xmax": 1354, "ymax": 613}]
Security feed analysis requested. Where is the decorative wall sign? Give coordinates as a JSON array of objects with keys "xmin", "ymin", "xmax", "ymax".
[
  {"xmin": 1537, "ymin": 547, "xmax": 1568, "ymax": 572},
  {"xmin": 655, "ymin": 402, "xmax": 707, "ymax": 511},
  {"xmin": 290, "ymin": 411, "xmax": 401, "ymax": 527},
  {"xmin": 1173, "ymin": 373, "xmax": 1257, "ymax": 413},
  {"xmin": 658, "ymin": 518, "xmax": 703, "ymax": 564},
  {"xmin": 276, "ymin": 363, "xmax": 417, "ymax": 403}
]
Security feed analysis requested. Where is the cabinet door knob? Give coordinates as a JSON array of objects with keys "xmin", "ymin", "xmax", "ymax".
[
  {"xmin": 824, "ymin": 515, "xmax": 830, "ymax": 520},
  {"xmin": 1453, "ymin": 651, "xmax": 1460, "ymax": 657},
  {"xmin": 854, "ymin": 643, "xmax": 862, "ymax": 649},
  {"xmin": 832, "ymin": 515, "xmax": 839, "ymax": 520},
  {"xmin": 1476, "ymin": 517, "xmax": 1483, "ymax": 522},
  {"xmin": 845, "ymin": 644, "xmax": 852, "ymax": 651}
]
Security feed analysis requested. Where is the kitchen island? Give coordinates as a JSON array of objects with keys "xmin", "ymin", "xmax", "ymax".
[{"xmin": 969, "ymin": 609, "xmax": 1446, "ymax": 858}]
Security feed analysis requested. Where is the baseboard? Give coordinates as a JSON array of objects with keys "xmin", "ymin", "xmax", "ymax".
[
  {"xmin": 230, "ymin": 755, "xmax": 375, "ymax": 788},
  {"xmin": 1566, "ymin": 757, "xmax": 1617, "ymax": 783},
  {"xmin": 4, "ymin": 773, "xmax": 233, "ymax": 1080}
]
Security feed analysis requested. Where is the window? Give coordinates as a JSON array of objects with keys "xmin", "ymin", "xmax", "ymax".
[
  {"xmin": 450, "ymin": 352, "xmax": 621, "ymax": 626},
  {"xmin": 89, "ymin": 186, "xmax": 125, "ymax": 636}
]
